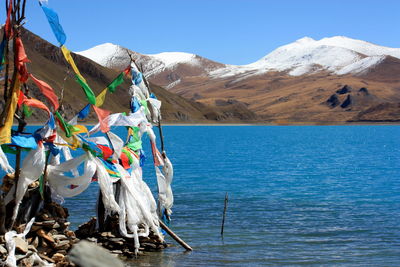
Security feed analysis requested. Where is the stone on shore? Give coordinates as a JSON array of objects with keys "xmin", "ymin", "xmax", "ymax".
[{"xmin": 68, "ymin": 240, "xmax": 124, "ymax": 267}]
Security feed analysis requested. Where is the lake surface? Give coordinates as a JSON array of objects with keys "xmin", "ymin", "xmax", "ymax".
[{"xmin": 3, "ymin": 126, "xmax": 400, "ymax": 266}]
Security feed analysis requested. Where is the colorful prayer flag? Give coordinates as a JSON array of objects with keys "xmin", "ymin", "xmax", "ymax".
[
  {"xmin": 95, "ymin": 88, "xmax": 107, "ymax": 107},
  {"xmin": 29, "ymin": 74, "xmax": 59, "ymax": 110},
  {"xmin": 92, "ymin": 105, "xmax": 110, "ymax": 133},
  {"xmin": 40, "ymin": 4, "xmax": 67, "ymax": 45},
  {"xmin": 75, "ymin": 74, "xmax": 96, "ymax": 105}
]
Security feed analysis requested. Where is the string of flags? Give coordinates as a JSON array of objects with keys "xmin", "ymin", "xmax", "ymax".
[{"xmin": 0, "ymin": 0, "xmax": 174, "ymax": 254}]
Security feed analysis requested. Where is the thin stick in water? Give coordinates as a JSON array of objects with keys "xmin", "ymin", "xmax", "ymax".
[{"xmin": 221, "ymin": 192, "xmax": 228, "ymax": 236}]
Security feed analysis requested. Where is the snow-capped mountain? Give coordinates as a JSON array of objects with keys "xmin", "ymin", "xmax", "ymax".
[
  {"xmin": 76, "ymin": 43, "xmax": 224, "ymax": 82},
  {"xmin": 76, "ymin": 36, "xmax": 400, "ymax": 124},
  {"xmin": 77, "ymin": 36, "xmax": 400, "ymax": 83}
]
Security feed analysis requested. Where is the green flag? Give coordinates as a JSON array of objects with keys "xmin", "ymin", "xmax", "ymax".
[
  {"xmin": 75, "ymin": 74, "xmax": 96, "ymax": 105},
  {"xmin": 107, "ymin": 73, "xmax": 124, "ymax": 93}
]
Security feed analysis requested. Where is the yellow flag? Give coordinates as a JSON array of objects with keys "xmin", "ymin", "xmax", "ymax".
[
  {"xmin": 57, "ymin": 128, "xmax": 81, "ymax": 150},
  {"xmin": 73, "ymin": 125, "xmax": 89, "ymax": 136},
  {"xmin": 95, "ymin": 88, "xmax": 108, "ymax": 107},
  {"xmin": 61, "ymin": 45, "xmax": 86, "ymax": 82},
  {"xmin": 0, "ymin": 79, "xmax": 21, "ymax": 144}
]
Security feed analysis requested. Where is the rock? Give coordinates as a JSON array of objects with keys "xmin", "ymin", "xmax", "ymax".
[
  {"xmin": 52, "ymin": 253, "xmax": 65, "ymax": 263},
  {"xmin": 40, "ymin": 213, "xmax": 51, "ymax": 221},
  {"xmin": 358, "ymin": 87, "xmax": 369, "ymax": 95},
  {"xmin": 341, "ymin": 95, "xmax": 352, "ymax": 108},
  {"xmin": 30, "ymin": 236, "xmax": 39, "ymax": 248},
  {"xmin": 0, "ymin": 244, "xmax": 7, "ymax": 255},
  {"xmin": 69, "ymin": 240, "xmax": 124, "ymax": 267},
  {"xmin": 38, "ymin": 253, "xmax": 55, "ymax": 263},
  {"xmin": 40, "ymin": 239, "xmax": 49, "ymax": 249},
  {"xmin": 37, "ymin": 229, "xmax": 55, "ymax": 244},
  {"xmin": 75, "ymin": 217, "xmax": 97, "ymax": 239},
  {"xmin": 53, "ymin": 222, "xmax": 61, "ymax": 229},
  {"xmin": 35, "ymin": 220, "xmax": 56, "ymax": 226},
  {"xmin": 336, "ymin": 85, "xmax": 352, "ymax": 94},
  {"xmin": 49, "ymin": 229, "xmax": 59, "ymax": 236},
  {"xmin": 100, "ymin": 232, "xmax": 114, "ymax": 238},
  {"xmin": 53, "ymin": 234, "xmax": 68, "ymax": 241},
  {"xmin": 142, "ymin": 242, "xmax": 157, "ymax": 249},
  {"xmin": 57, "ymin": 250, "xmax": 67, "ymax": 255},
  {"xmin": 20, "ymin": 256, "xmax": 34, "ymax": 267},
  {"xmin": 31, "ymin": 225, "xmax": 42, "ymax": 232},
  {"xmin": 16, "ymin": 251, "xmax": 33, "ymax": 262},
  {"xmin": 55, "ymin": 240, "xmax": 71, "ymax": 250},
  {"xmin": 109, "ymin": 240, "xmax": 124, "ymax": 243},
  {"xmin": 325, "ymin": 94, "xmax": 340, "ymax": 108},
  {"xmin": 65, "ymin": 231, "xmax": 75, "ymax": 239},
  {"xmin": 14, "ymin": 236, "xmax": 29, "ymax": 253},
  {"xmin": 28, "ymin": 245, "xmax": 38, "ymax": 252}
]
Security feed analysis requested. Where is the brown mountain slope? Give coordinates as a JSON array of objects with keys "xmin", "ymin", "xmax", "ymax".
[
  {"xmin": 146, "ymin": 58, "xmax": 400, "ymax": 124},
  {"xmin": 0, "ymin": 28, "xmax": 258, "ymax": 124}
]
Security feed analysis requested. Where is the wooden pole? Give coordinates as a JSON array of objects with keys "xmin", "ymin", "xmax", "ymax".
[
  {"xmin": 221, "ymin": 192, "xmax": 228, "ymax": 236},
  {"xmin": 158, "ymin": 219, "xmax": 193, "ymax": 251}
]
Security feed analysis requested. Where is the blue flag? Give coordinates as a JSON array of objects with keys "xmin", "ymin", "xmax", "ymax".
[
  {"xmin": 130, "ymin": 97, "xmax": 141, "ymax": 113},
  {"xmin": 132, "ymin": 71, "xmax": 143, "ymax": 85},
  {"xmin": 40, "ymin": 4, "xmax": 67, "ymax": 46},
  {"xmin": 11, "ymin": 134, "xmax": 38, "ymax": 149},
  {"xmin": 78, "ymin": 104, "xmax": 91, "ymax": 119}
]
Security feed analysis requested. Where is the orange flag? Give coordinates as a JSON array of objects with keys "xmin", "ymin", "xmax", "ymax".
[
  {"xmin": 29, "ymin": 74, "xmax": 59, "ymax": 111},
  {"xmin": 92, "ymin": 105, "xmax": 110, "ymax": 133},
  {"xmin": 22, "ymin": 98, "xmax": 51, "ymax": 116}
]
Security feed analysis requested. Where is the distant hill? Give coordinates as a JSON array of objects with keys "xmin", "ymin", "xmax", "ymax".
[
  {"xmin": 0, "ymin": 28, "xmax": 258, "ymax": 125},
  {"xmin": 78, "ymin": 36, "xmax": 400, "ymax": 124}
]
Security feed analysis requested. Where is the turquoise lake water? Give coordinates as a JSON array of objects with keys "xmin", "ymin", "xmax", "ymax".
[{"xmin": 3, "ymin": 126, "xmax": 400, "ymax": 266}]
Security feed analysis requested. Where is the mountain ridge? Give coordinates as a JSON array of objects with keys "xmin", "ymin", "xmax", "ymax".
[{"xmin": 77, "ymin": 36, "xmax": 400, "ymax": 124}]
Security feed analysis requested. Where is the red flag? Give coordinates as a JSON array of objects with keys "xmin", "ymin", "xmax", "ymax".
[
  {"xmin": 120, "ymin": 152, "xmax": 131, "ymax": 169},
  {"xmin": 17, "ymin": 90, "xmax": 26, "ymax": 108},
  {"xmin": 92, "ymin": 105, "xmax": 110, "ymax": 133},
  {"xmin": 151, "ymin": 141, "xmax": 164, "ymax": 167},
  {"xmin": 15, "ymin": 37, "xmax": 30, "ymax": 82},
  {"xmin": 97, "ymin": 144, "xmax": 113, "ymax": 160},
  {"xmin": 123, "ymin": 65, "xmax": 131, "ymax": 76},
  {"xmin": 29, "ymin": 74, "xmax": 59, "ymax": 110},
  {"xmin": 4, "ymin": 0, "xmax": 13, "ymax": 38}
]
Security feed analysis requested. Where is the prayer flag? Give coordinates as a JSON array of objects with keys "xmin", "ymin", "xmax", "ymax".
[
  {"xmin": 0, "ymin": 79, "xmax": 20, "ymax": 144},
  {"xmin": 61, "ymin": 46, "xmax": 84, "ymax": 81},
  {"xmin": 78, "ymin": 104, "xmax": 91, "ymax": 119},
  {"xmin": 29, "ymin": 74, "xmax": 59, "ymax": 110},
  {"xmin": 107, "ymin": 72, "xmax": 124, "ymax": 93},
  {"xmin": 92, "ymin": 105, "xmax": 110, "ymax": 133},
  {"xmin": 75, "ymin": 74, "xmax": 96, "ymax": 105},
  {"xmin": 40, "ymin": 4, "xmax": 67, "ymax": 45},
  {"xmin": 95, "ymin": 88, "xmax": 107, "ymax": 107}
]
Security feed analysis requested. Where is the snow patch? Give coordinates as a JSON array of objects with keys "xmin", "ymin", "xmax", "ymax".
[{"xmin": 335, "ymin": 55, "xmax": 385, "ymax": 75}]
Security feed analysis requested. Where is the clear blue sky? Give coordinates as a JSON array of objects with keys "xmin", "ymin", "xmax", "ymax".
[{"xmin": 2, "ymin": 0, "xmax": 400, "ymax": 65}]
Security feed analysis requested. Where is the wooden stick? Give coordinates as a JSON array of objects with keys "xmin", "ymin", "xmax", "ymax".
[
  {"xmin": 158, "ymin": 219, "xmax": 193, "ymax": 251},
  {"xmin": 221, "ymin": 192, "xmax": 228, "ymax": 236}
]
